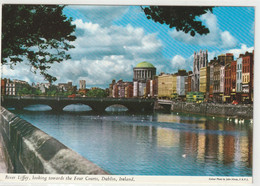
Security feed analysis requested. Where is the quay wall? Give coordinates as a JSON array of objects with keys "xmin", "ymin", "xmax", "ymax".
[
  {"xmin": 0, "ymin": 106, "xmax": 109, "ymax": 174},
  {"xmin": 158, "ymin": 101, "xmax": 253, "ymax": 118}
]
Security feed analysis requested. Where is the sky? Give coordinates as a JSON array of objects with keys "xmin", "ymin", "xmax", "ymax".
[{"xmin": 1, "ymin": 5, "xmax": 255, "ymax": 88}]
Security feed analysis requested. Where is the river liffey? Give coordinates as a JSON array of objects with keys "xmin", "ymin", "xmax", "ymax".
[{"xmin": 11, "ymin": 104, "xmax": 252, "ymax": 176}]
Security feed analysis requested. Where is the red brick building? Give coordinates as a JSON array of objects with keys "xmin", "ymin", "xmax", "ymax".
[
  {"xmin": 112, "ymin": 80, "xmax": 133, "ymax": 98},
  {"xmin": 242, "ymin": 51, "xmax": 254, "ymax": 103},
  {"xmin": 224, "ymin": 63, "xmax": 231, "ymax": 103},
  {"xmin": 1, "ymin": 79, "xmax": 6, "ymax": 95},
  {"xmin": 230, "ymin": 61, "xmax": 237, "ymax": 101}
]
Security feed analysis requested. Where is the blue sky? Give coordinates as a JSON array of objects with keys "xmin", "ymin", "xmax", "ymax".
[{"xmin": 2, "ymin": 5, "xmax": 255, "ymax": 88}]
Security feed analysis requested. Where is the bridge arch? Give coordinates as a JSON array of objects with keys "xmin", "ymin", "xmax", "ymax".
[
  {"xmin": 105, "ymin": 104, "xmax": 129, "ymax": 112},
  {"xmin": 63, "ymin": 104, "xmax": 93, "ymax": 112}
]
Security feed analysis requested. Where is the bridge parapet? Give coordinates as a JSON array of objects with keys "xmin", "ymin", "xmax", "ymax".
[{"xmin": 2, "ymin": 96, "xmax": 155, "ymax": 112}]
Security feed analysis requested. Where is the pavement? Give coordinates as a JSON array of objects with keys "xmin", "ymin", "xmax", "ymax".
[{"xmin": 0, "ymin": 135, "xmax": 7, "ymax": 173}]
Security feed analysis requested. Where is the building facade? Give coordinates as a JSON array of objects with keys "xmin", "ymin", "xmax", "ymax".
[
  {"xmin": 224, "ymin": 63, "xmax": 231, "ymax": 103},
  {"xmin": 230, "ymin": 61, "xmax": 237, "ymax": 101},
  {"xmin": 220, "ymin": 65, "xmax": 225, "ymax": 94},
  {"xmin": 109, "ymin": 80, "xmax": 116, "ymax": 97},
  {"xmin": 58, "ymin": 82, "xmax": 77, "ymax": 93},
  {"xmin": 208, "ymin": 57, "xmax": 217, "ymax": 100},
  {"xmin": 192, "ymin": 50, "xmax": 208, "ymax": 92},
  {"xmin": 158, "ymin": 73, "xmax": 177, "ymax": 99},
  {"xmin": 79, "ymin": 80, "xmax": 86, "ymax": 90},
  {"xmin": 1, "ymin": 79, "xmax": 6, "ymax": 95},
  {"xmin": 112, "ymin": 80, "xmax": 133, "ymax": 98},
  {"xmin": 133, "ymin": 61, "xmax": 156, "ymax": 97},
  {"xmin": 236, "ymin": 57, "xmax": 243, "ymax": 101},
  {"xmin": 213, "ymin": 64, "xmax": 221, "ymax": 103},
  {"xmin": 199, "ymin": 67, "xmax": 210, "ymax": 96},
  {"xmin": 187, "ymin": 71, "xmax": 193, "ymax": 92},
  {"xmin": 149, "ymin": 76, "xmax": 158, "ymax": 98},
  {"xmin": 176, "ymin": 70, "xmax": 188, "ymax": 97},
  {"xmin": 242, "ymin": 52, "xmax": 254, "ymax": 102},
  {"xmin": 218, "ymin": 53, "xmax": 234, "ymax": 65},
  {"xmin": 5, "ymin": 79, "xmax": 29, "ymax": 96}
]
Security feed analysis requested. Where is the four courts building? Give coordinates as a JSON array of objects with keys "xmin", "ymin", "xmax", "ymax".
[{"xmin": 133, "ymin": 61, "xmax": 156, "ymax": 97}]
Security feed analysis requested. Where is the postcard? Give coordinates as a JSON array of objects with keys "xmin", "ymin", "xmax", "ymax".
[{"xmin": 0, "ymin": 0, "xmax": 259, "ymax": 185}]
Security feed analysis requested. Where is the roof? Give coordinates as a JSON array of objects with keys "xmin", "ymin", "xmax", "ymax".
[{"xmin": 136, "ymin": 61, "xmax": 155, "ymax": 68}]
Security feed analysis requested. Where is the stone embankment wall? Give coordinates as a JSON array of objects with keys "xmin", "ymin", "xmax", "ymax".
[
  {"xmin": 158, "ymin": 102, "xmax": 253, "ymax": 118},
  {"xmin": 0, "ymin": 106, "xmax": 109, "ymax": 174},
  {"xmin": 171, "ymin": 102, "xmax": 253, "ymax": 118}
]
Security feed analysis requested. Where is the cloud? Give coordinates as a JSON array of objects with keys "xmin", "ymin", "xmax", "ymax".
[
  {"xmin": 70, "ymin": 19, "xmax": 163, "ymax": 61},
  {"xmin": 69, "ymin": 6, "xmax": 129, "ymax": 27},
  {"xmin": 1, "ymin": 62, "xmax": 46, "ymax": 83},
  {"xmin": 171, "ymin": 55, "xmax": 193, "ymax": 72},
  {"xmin": 169, "ymin": 12, "xmax": 238, "ymax": 48},
  {"xmin": 226, "ymin": 44, "xmax": 254, "ymax": 59},
  {"xmin": 2, "ymin": 18, "xmax": 164, "ymax": 88}
]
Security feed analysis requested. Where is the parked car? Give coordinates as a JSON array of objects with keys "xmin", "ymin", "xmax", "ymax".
[{"xmin": 232, "ymin": 100, "xmax": 239, "ymax": 105}]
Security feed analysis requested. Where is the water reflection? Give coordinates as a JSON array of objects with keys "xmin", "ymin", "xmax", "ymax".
[
  {"xmin": 155, "ymin": 112, "xmax": 252, "ymax": 174},
  {"xmin": 12, "ymin": 106, "xmax": 252, "ymax": 176},
  {"xmin": 157, "ymin": 128, "xmax": 180, "ymax": 148}
]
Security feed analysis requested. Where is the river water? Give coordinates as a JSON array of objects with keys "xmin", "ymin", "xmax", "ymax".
[{"xmin": 10, "ymin": 104, "xmax": 252, "ymax": 176}]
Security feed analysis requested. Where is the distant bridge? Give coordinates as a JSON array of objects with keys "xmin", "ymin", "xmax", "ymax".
[
  {"xmin": 157, "ymin": 99, "xmax": 173, "ymax": 111},
  {"xmin": 1, "ymin": 96, "xmax": 155, "ymax": 112}
]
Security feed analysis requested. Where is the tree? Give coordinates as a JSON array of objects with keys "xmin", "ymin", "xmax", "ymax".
[
  {"xmin": 2, "ymin": 5, "xmax": 76, "ymax": 82},
  {"xmin": 86, "ymin": 89, "xmax": 108, "ymax": 98},
  {"xmin": 46, "ymin": 85, "xmax": 59, "ymax": 96},
  {"xmin": 18, "ymin": 87, "xmax": 32, "ymax": 96},
  {"xmin": 142, "ymin": 6, "xmax": 214, "ymax": 36}
]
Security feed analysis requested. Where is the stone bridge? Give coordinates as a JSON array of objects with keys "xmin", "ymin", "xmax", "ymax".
[{"xmin": 1, "ymin": 96, "xmax": 155, "ymax": 112}]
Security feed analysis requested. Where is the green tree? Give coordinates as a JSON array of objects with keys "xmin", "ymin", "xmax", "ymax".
[
  {"xmin": 2, "ymin": 5, "xmax": 76, "ymax": 82},
  {"xmin": 86, "ymin": 89, "xmax": 108, "ymax": 98},
  {"xmin": 46, "ymin": 85, "xmax": 59, "ymax": 96},
  {"xmin": 18, "ymin": 87, "xmax": 32, "ymax": 95},
  {"xmin": 142, "ymin": 6, "xmax": 214, "ymax": 36},
  {"xmin": 32, "ymin": 88, "xmax": 42, "ymax": 96}
]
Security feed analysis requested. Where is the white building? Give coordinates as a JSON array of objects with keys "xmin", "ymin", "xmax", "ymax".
[
  {"xmin": 5, "ymin": 82, "xmax": 16, "ymax": 95},
  {"xmin": 133, "ymin": 61, "xmax": 156, "ymax": 97},
  {"xmin": 177, "ymin": 75, "xmax": 187, "ymax": 96},
  {"xmin": 220, "ymin": 65, "xmax": 225, "ymax": 93},
  {"xmin": 79, "ymin": 80, "xmax": 86, "ymax": 89},
  {"xmin": 236, "ymin": 57, "xmax": 243, "ymax": 93}
]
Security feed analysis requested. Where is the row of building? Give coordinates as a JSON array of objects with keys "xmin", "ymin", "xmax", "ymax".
[
  {"xmin": 1, "ymin": 77, "xmax": 106, "ymax": 97},
  {"xmin": 2, "ymin": 79, "xmax": 30, "ymax": 96},
  {"xmin": 108, "ymin": 50, "xmax": 254, "ymax": 103},
  {"xmin": 2, "ymin": 49, "xmax": 254, "ymax": 103},
  {"xmin": 1, "ymin": 79, "xmax": 78, "ymax": 96}
]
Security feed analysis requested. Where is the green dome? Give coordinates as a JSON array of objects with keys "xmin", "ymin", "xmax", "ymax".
[{"xmin": 136, "ymin": 61, "xmax": 155, "ymax": 68}]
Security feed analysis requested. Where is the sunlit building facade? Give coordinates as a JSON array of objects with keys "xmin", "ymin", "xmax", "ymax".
[{"xmin": 133, "ymin": 61, "xmax": 156, "ymax": 97}]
